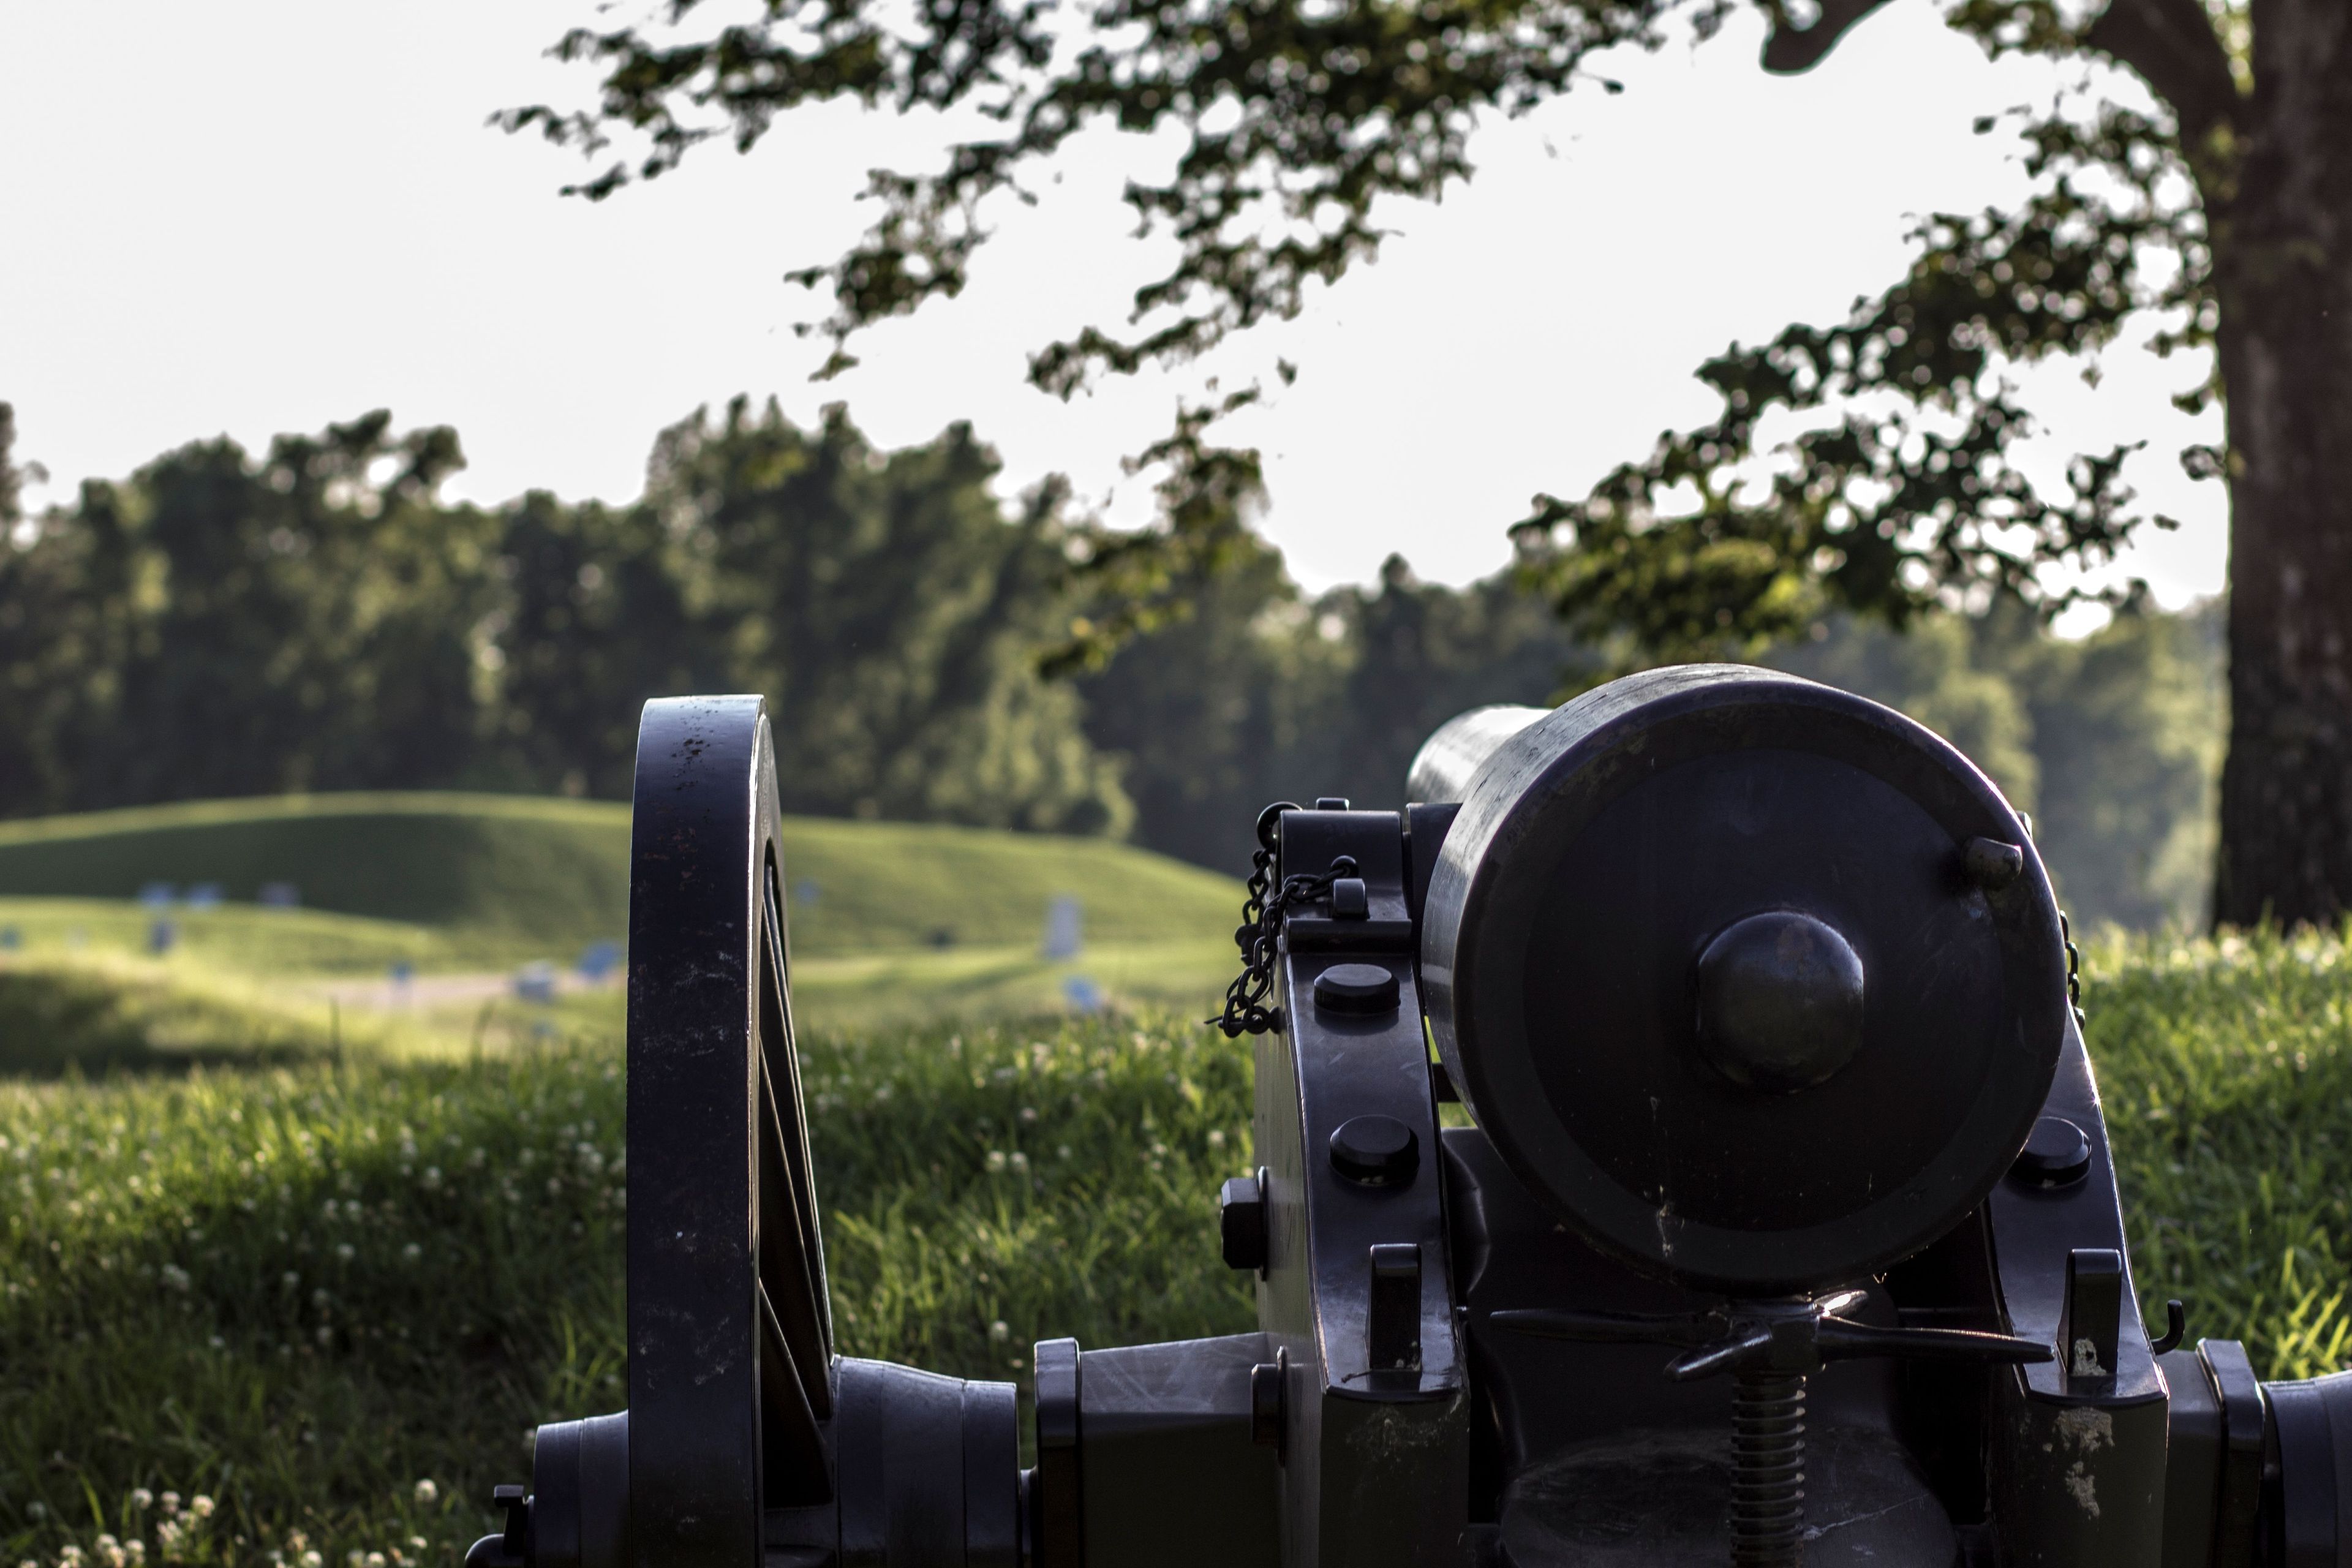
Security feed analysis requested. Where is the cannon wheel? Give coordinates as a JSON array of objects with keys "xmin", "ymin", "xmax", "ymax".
[{"xmin": 627, "ymin": 696, "xmax": 834, "ymax": 1567}]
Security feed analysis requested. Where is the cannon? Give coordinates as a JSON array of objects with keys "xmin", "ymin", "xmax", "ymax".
[{"xmin": 470, "ymin": 667, "xmax": 2352, "ymax": 1567}]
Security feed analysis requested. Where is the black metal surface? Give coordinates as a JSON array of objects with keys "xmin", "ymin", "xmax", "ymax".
[
  {"xmin": 1328, "ymin": 1115, "xmax": 1418, "ymax": 1187},
  {"xmin": 2160, "ymin": 1340, "xmax": 2269, "ymax": 1568},
  {"xmin": 1252, "ymin": 805, "xmax": 1468, "ymax": 1566},
  {"xmin": 1311, "ymin": 962, "xmax": 1399, "ymax": 1015},
  {"xmin": 2263, "ymin": 1370, "xmax": 2352, "ymax": 1566},
  {"xmin": 1034, "ymin": 1338, "xmax": 1084, "ymax": 1567},
  {"xmin": 1404, "ymin": 704, "xmax": 1545, "ymax": 805},
  {"xmin": 1221, "ymin": 1173, "xmax": 1269, "ymax": 1272},
  {"xmin": 1692, "ymin": 910, "xmax": 1867, "ymax": 1093},
  {"xmin": 2014, "ymin": 1117, "xmax": 2092, "ymax": 1188},
  {"xmin": 1447, "ymin": 1126, "xmax": 1967, "ymax": 1566},
  {"xmin": 528, "ymin": 1414, "xmax": 630, "ymax": 1568},
  {"xmin": 1366, "ymin": 1244, "xmax": 1423, "ymax": 1371},
  {"xmin": 1075, "ymin": 1336, "xmax": 1280, "ymax": 1568},
  {"xmin": 2206, "ymin": 1340, "xmax": 2268, "ymax": 1567},
  {"xmin": 625, "ymin": 695, "xmax": 834, "ymax": 1568},
  {"xmin": 1491, "ymin": 1286, "xmax": 2046, "ymax": 1562},
  {"xmin": 1983, "ymin": 1017, "xmax": 2169, "ymax": 1564},
  {"xmin": 2060, "ymin": 1248, "xmax": 2124, "ymax": 1386},
  {"xmin": 1420, "ymin": 665, "xmax": 2068, "ymax": 1294}
]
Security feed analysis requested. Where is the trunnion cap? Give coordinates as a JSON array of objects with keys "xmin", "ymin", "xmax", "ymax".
[{"xmin": 1415, "ymin": 665, "xmax": 2068, "ymax": 1294}]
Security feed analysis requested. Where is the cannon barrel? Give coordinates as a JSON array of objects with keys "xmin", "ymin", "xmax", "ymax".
[
  {"xmin": 473, "ymin": 671, "xmax": 2352, "ymax": 1568},
  {"xmin": 1403, "ymin": 703, "xmax": 1543, "ymax": 805}
]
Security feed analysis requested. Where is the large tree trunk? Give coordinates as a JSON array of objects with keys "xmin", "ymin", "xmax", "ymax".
[{"xmin": 2210, "ymin": 0, "xmax": 2352, "ymax": 929}]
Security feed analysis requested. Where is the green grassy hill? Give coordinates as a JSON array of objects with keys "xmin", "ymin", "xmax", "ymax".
[
  {"xmin": 0, "ymin": 793, "xmax": 1242, "ymax": 961},
  {"xmin": 0, "ymin": 794, "xmax": 1246, "ymax": 1045}
]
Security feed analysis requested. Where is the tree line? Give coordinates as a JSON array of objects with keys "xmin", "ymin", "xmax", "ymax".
[{"xmin": 0, "ymin": 400, "xmax": 2220, "ymax": 930}]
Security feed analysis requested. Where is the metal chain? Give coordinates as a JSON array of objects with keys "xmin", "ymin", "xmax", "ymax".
[
  {"xmin": 2060, "ymin": 908, "xmax": 2086, "ymax": 1025},
  {"xmin": 1209, "ymin": 801, "xmax": 1365, "ymax": 1038}
]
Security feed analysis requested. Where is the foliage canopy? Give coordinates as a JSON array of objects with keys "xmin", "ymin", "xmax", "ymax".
[{"xmin": 500, "ymin": 0, "xmax": 2232, "ymax": 666}]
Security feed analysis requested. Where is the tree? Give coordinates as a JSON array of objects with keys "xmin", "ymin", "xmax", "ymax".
[
  {"xmin": 643, "ymin": 399, "xmax": 1133, "ymax": 833},
  {"xmin": 0, "ymin": 403, "xmax": 1131, "ymax": 836},
  {"xmin": 505, "ymin": 0, "xmax": 2346, "ymax": 927},
  {"xmin": 488, "ymin": 489, "xmax": 717, "ymax": 799}
]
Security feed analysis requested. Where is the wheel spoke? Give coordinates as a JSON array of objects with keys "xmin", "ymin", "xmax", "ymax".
[{"xmin": 758, "ymin": 864, "xmax": 833, "ymax": 1412}]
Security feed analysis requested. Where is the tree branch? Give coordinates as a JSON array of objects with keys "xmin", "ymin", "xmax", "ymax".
[
  {"xmin": 2084, "ymin": 0, "xmax": 2239, "ymax": 145},
  {"xmin": 1760, "ymin": 0, "xmax": 1895, "ymax": 74}
]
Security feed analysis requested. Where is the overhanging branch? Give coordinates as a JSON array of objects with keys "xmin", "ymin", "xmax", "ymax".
[{"xmin": 1760, "ymin": 0, "xmax": 1895, "ymax": 74}]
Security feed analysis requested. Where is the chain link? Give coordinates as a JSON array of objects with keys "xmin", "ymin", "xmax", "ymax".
[
  {"xmin": 2060, "ymin": 908, "xmax": 2086, "ymax": 1026},
  {"xmin": 1209, "ymin": 801, "xmax": 1365, "ymax": 1038}
]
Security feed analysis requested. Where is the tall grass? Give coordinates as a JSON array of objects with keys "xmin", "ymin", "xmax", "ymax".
[
  {"xmin": 2090, "ymin": 925, "xmax": 2352, "ymax": 1379},
  {"xmin": 0, "ymin": 1014, "xmax": 1251, "ymax": 1568}
]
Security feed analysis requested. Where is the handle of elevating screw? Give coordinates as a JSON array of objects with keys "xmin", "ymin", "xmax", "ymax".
[
  {"xmin": 1488, "ymin": 1304, "xmax": 2052, "ymax": 1379},
  {"xmin": 1663, "ymin": 1319, "xmax": 2054, "ymax": 1382}
]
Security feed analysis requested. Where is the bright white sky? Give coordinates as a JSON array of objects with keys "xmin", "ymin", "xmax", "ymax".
[{"xmin": 0, "ymin": 1, "xmax": 2226, "ymax": 614}]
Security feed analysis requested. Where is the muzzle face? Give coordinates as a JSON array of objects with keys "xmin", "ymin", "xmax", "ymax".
[{"xmin": 1417, "ymin": 665, "xmax": 2069, "ymax": 1294}]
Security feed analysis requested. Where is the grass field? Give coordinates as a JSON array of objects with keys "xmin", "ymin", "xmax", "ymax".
[
  {"xmin": 0, "ymin": 790, "xmax": 1247, "ymax": 1041},
  {"xmin": 0, "ymin": 793, "xmax": 1242, "ymax": 963},
  {"xmin": 2, "ymin": 923, "xmax": 2351, "ymax": 1568}
]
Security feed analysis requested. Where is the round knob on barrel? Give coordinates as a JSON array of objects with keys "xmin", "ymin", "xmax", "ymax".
[{"xmin": 1694, "ymin": 911, "xmax": 1866, "ymax": 1093}]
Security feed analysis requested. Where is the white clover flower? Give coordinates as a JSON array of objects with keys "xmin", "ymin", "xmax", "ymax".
[
  {"xmin": 1207, "ymin": 1129, "xmax": 1226, "ymax": 1148},
  {"xmin": 422, "ymin": 1168, "xmax": 442, "ymax": 1189},
  {"xmin": 368, "ymin": 1553, "xmax": 386, "ymax": 1568},
  {"xmin": 347, "ymin": 1551, "xmax": 366, "ymax": 1567},
  {"xmin": 1019, "ymin": 1107, "xmax": 1038, "ymax": 1125},
  {"xmin": 985, "ymin": 1151, "xmax": 1007, "ymax": 1172},
  {"xmin": 131, "ymin": 1488, "xmax": 155, "ymax": 1510},
  {"xmin": 413, "ymin": 1480, "xmax": 437, "ymax": 1506},
  {"xmin": 28, "ymin": 1499, "xmax": 49, "ymax": 1520},
  {"xmin": 336, "ymin": 1244, "xmax": 355, "ymax": 1263},
  {"xmin": 189, "ymin": 1498, "xmax": 213, "ymax": 1520},
  {"xmin": 407, "ymin": 1539, "xmax": 427, "ymax": 1553},
  {"xmin": 1008, "ymin": 1152, "xmax": 1029, "ymax": 1172},
  {"xmin": 301, "ymin": 1551, "xmax": 324, "ymax": 1567},
  {"xmin": 315, "ymin": 1325, "xmax": 334, "ymax": 1346},
  {"xmin": 124, "ymin": 1542, "xmax": 146, "ymax": 1564},
  {"xmin": 989, "ymin": 1321, "xmax": 1010, "ymax": 1343},
  {"xmin": 312, "ymin": 1288, "xmax": 331, "ymax": 1308},
  {"xmin": 282, "ymin": 1271, "xmax": 300, "ymax": 1289},
  {"xmin": 402, "ymin": 1243, "xmax": 422, "ymax": 1264}
]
